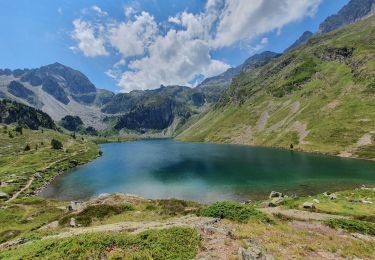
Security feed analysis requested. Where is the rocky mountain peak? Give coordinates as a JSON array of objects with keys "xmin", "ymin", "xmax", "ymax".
[{"xmin": 319, "ymin": 0, "xmax": 375, "ymax": 33}]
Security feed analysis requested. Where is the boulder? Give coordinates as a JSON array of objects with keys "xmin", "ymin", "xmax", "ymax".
[
  {"xmin": 313, "ymin": 199, "xmax": 320, "ymax": 204},
  {"xmin": 33, "ymin": 172, "xmax": 42, "ymax": 178},
  {"xmin": 268, "ymin": 197, "xmax": 284, "ymax": 207},
  {"xmin": 69, "ymin": 217, "xmax": 76, "ymax": 227},
  {"xmin": 329, "ymin": 193, "xmax": 337, "ymax": 200},
  {"xmin": 269, "ymin": 191, "xmax": 283, "ymax": 199},
  {"xmin": 302, "ymin": 202, "xmax": 315, "ymax": 209},
  {"xmin": 67, "ymin": 201, "xmax": 84, "ymax": 212},
  {"xmin": 0, "ymin": 191, "xmax": 9, "ymax": 199}
]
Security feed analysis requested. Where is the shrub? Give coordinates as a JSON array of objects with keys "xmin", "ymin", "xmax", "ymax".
[
  {"xmin": 325, "ymin": 219, "xmax": 375, "ymax": 236},
  {"xmin": 200, "ymin": 201, "xmax": 274, "ymax": 223},
  {"xmin": 79, "ymin": 204, "xmax": 134, "ymax": 219},
  {"xmin": 0, "ymin": 230, "xmax": 21, "ymax": 244},
  {"xmin": 24, "ymin": 144, "xmax": 31, "ymax": 151},
  {"xmin": 15, "ymin": 125, "xmax": 23, "ymax": 135},
  {"xmin": 59, "ymin": 204, "xmax": 134, "ymax": 227},
  {"xmin": 158, "ymin": 199, "xmax": 188, "ymax": 216},
  {"xmin": 0, "ymin": 227, "xmax": 200, "ymax": 259},
  {"xmin": 51, "ymin": 139, "xmax": 63, "ymax": 150}
]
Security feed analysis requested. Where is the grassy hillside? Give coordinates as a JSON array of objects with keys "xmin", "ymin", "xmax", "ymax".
[
  {"xmin": 178, "ymin": 16, "xmax": 375, "ymax": 160},
  {"xmin": 1, "ymin": 189, "xmax": 375, "ymax": 259},
  {"xmin": 0, "ymin": 124, "xmax": 100, "ymax": 199}
]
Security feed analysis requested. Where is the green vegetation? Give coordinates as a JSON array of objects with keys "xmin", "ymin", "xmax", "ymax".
[
  {"xmin": 0, "ymin": 227, "xmax": 200, "ymax": 260},
  {"xmin": 325, "ymin": 218, "xmax": 375, "ymax": 236},
  {"xmin": 0, "ymin": 99, "xmax": 56, "ymax": 130},
  {"xmin": 0, "ymin": 197, "xmax": 65, "ymax": 244},
  {"xmin": 178, "ymin": 15, "xmax": 375, "ymax": 160},
  {"xmin": 50, "ymin": 138, "xmax": 63, "ymax": 150},
  {"xmin": 59, "ymin": 204, "xmax": 134, "ymax": 227},
  {"xmin": 200, "ymin": 201, "xmax": 273, "ymax": 223},
  {"xmin": 0, "ymin": 125, "xmax": 100, "ymax": 198},
  {"xmin": 280, "ymin": 188, "xmax": 375, "ymax": 217}
]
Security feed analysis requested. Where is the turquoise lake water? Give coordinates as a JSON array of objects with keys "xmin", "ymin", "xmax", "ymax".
[{"xmin": 40, "ymin": 139, "xmax": 375, "ymax": 202}]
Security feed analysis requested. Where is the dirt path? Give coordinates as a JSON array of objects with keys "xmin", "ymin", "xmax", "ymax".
[
  {"xmin": 42, "ymin": 215, "xmax": 220, "ymax": 240},
  {"xmin": 6, "ymin": 149, "xmax": 84, "ymax": 202},
  {"xmin": 40, "ymin": 215, "xmax": 238, "ymax": 259},
  {"xmin": 260, "ymin": 207, "xmax": 348, "ymax": 221},
  {"xmin": 7, "ymin": 177, "xmax": 34, "ymax": 202}
]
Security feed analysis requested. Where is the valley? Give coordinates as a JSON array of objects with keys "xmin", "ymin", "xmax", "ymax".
[{"xmin": 1, "ymin": 0, "xmax": 375, "ymax": 259}]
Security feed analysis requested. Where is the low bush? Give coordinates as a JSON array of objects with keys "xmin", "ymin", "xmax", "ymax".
[
  {"xmin": 0, "ymin": 227, "xmax": 200, "ymax": 259},
  {"xmin": 325, "ymin": 218, "xmax": 375, "ymax": 236},
  {"xmin": 59, "ymin": 204, "xmax": 134, "ymax": 227},
  {"xmin": 200, "ymin": 201, "xmax": 274, "ymax": 224},
  {"xmin": 157, "ymin": 199, "xmax": 188, "ymax": 216}
]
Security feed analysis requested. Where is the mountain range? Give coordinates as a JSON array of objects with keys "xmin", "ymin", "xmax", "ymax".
[{"xmin": 0, "ymin": 0, "xmax": 374, "ymax": 152}]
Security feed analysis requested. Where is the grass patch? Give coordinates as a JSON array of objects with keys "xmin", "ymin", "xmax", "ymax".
[
  {"xmin": 200, "ymin": 201, "xmax": 273, "ymax": 224},
  {"xmin": 325, "ymin": 218, "xmax": 375, "ymax": 236},
  {"xmin": 59, "ymin": 204, "xmax": 134, "ymax": 227},
  {"xmin": 157, "ymin": 199, "xmax": 200, "ymax": 216},
  {"xmin": 0, "ymin": 227, "xmax": 200, "ymax": 260}
]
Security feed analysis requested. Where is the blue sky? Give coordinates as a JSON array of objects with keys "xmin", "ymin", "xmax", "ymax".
[{"xmin": 0, "ymin": 0, "xmax": 348, "ymax": 92}]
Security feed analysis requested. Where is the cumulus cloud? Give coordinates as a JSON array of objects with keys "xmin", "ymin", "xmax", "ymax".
[
  {"xmin": 215, "ymin": 0, "xmax": 320, "ymax": 48},
  {"xmin": 118, "ymin": 32, "xmax": 229, "ymax": 91},
  {"xmin": 71, "ymin": 19, "xmax": 109, "ymax": 57},
  {"xmin": 70, "ymin": 0, "xmax": 322, "ymax": 91},
  {"xmin": 108, "ymin": 12, "xmax": 158, "ymax": 58}
]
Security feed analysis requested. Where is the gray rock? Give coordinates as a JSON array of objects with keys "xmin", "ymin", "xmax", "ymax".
[
  {"xmin": 0, "ymin": 191, "xmax": 9, "ymax": 199},
  {"xmin": 33, "ymin": 172, "xmax": 42, "ymax": 178},
  {"xmin": 269, "ymin": 191, "xmax": 283, "ymax": 199},
  {"xmin": 313, "ymin": 199, "xmax": 320, "ymax": 204},
  {"xmin": 68, "ymin": 201, "xmax": 84, "ymax": 211},
  {"xmin": 69, "ymin": 217, "xmax": 76, "ymax": 227},
  {"xmin": 238, "ymin": 240, "xmax": 274, "ymax": 260},
  {"xmin": 302, "ymin": 202, "xmax": 315, "ymax": 209},
  {"xmin": 329, "ymin": 193, "xmax": 337, "ymax": 200},
  {"xmin": 268, "ymin": 197, "xmax": 284, "ymax": 207}
]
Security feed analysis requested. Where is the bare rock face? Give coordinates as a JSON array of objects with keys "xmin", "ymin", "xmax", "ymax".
[
  {"xmin": 318, "ymin": 0, "xmax": 375, "ymax": 34},
  {"xmin": 316, "ymin": 47, "xmax": 355, "ymax": 63}
]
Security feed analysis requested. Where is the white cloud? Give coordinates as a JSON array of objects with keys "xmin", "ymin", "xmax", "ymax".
[
  {"xmin": 124, "ymin": 7, "xmax": 135, "ymax": 17},
  {"xmin": 91, "ymin": 5, "xmax": 108, "ymax": 16},
  {"xmin": 118, "ymin": 31, "xmax": 230, "ymax": 91},
  {"xmin": 211, "ymin": 0, "xmax": 321, "ymax": 48},
  {"xmin": 108, "ymin": 12, "xmax": 158, "ymax": 58},
  {"xmin": 71, "ymin": 19, "xmax": 109, "ymax": 57},
  {"xmin": 168, "ymin": 16, "xmax": 181, "ymax": 24},
  {"xmin": 70, "ymin": 0, "xmax": 322, "ymax": 91}
]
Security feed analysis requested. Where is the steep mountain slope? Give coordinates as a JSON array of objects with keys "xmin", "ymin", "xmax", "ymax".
[
  {"xmin": 319, "ymin": 0, "xmax": 375, "ymax": 33},
  {"xmin": 0, "ymin": 99, "xmax": 56, "ymax": 130},
  {"xmin": 0, "ymin": 63, "xmax": 111, "ymax": 129},
  {"xmin": 197, "ymin": 51, "xmax": 281, "ymax": 92},
  {"xmin": 285, "ymin": 31, "xmax": 314, "ymax": 52},
  {"xmin": 102, "ymin": 86, "xmax": 209, "ymax": 133},
  {"xmin": 178, "ymin": 15, "xmax": 375, "ymax": 160}
]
